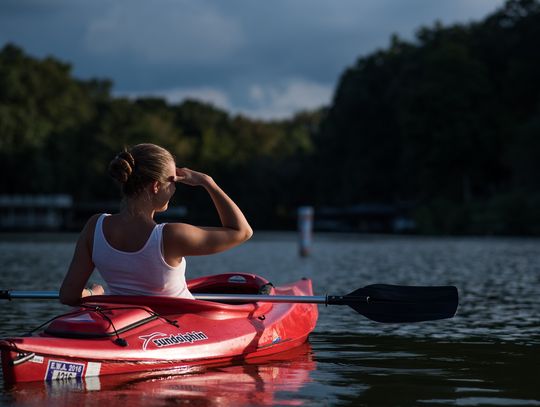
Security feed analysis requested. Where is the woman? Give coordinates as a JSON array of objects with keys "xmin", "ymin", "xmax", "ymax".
[{"xmin": 59, "ymin": 143, "xmax": 253, "ymax": 305}]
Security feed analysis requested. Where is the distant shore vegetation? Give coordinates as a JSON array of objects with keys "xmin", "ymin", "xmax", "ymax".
[{"xmin": 1, "ymin": 0, "xmax": 539, "ymax": 235}]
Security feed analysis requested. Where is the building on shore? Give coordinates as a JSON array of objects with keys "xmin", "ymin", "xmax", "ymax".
[
  {"xmin": 0, "ymin": 195, "xmax": 188, "ymax": 231},
  {"xmin": 0, "ymin": 195, "xmax": 73, "ymax": 231},
  {"xmin": 314, "ymin": 203, "xmax": 416, "ymax": 233}
]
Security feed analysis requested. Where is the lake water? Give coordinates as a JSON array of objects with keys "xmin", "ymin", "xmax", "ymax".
[{"xmin": 0, "ymin": 233, "xmax": 539, "ymax": 406}]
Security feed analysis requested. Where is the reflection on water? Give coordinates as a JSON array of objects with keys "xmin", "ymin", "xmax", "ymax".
[
  {"xmin": 1, "ymin": 233, "xmax": 540, "ymax": 406},
  {"xmin": 5, "ymin": 344, "xmax": 316, "ymax": 407},
  {"xmin": 310, "ymin": 334, "xmax": 540, "ymax": 406}
]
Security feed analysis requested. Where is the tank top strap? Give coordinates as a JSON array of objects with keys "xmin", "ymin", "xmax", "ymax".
[
  {"xmin": 93, "ymin": 213, "xmax": 110, "ymax": 254},
  {"xmin": 154, "ymin": 222, "xmax": 167, "ymax": 257}
]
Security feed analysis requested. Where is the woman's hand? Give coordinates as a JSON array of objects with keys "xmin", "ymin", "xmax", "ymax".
[
  {"xmin": 84, "ymin": 283, "xmax": 105, "ymax": 297},
  {"xmin": 174, "ymin": 168, "xmax": 211, "ymax": 187}
]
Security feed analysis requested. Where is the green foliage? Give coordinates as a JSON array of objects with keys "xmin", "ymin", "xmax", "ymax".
[
  {"xmin": 1, "ymin": 0, "xmax": 539, "ymax": 234},
  {"xmin": 0, "ymin": 44, "xmax": 319, "ymax": 228},
  {"xmin": 315, "ymin": 0, "xmax": 540, "ymax": 234},
  {"xmin": 0, "ymin": 44, "xmax": 107, "ymax": 194}
]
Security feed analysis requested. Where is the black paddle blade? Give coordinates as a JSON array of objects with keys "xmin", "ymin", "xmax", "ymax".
[{"xmin": 330, "ymin": 284, "xmax": 459, "ymax": 323}]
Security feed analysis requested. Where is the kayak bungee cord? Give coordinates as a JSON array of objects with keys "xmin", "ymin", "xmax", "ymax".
[
  {"xmin": 25, "ymin": 308, "xmax": 91, "ymax": 337},
  {"xmin": 84, "ymin": 306, "xmax": 127, "ymax": 347},
  {"xmin": 24, "ymin": 304, "xmax": 181, "ymax": 347}
]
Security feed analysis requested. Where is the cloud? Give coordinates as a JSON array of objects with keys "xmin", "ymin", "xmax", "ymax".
[
  {"xmin": 115, "ymin": 78, "xmax": 332, "ymax": 120},
  {"xmin": 240, "ymin": 79, "xmax": 334, "ymax": 120},
  {"xmin": 116, "ymin": 86, "xmax": 231, "ymax": 111},
  {"xmin": 84, "ymin": 0, "xmax": 243, "ymax": 63}
]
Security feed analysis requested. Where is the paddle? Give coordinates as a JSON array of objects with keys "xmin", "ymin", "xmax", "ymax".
[{"xmin": 0, "ymin": 284, "xmax": 458, "ymax": 323}]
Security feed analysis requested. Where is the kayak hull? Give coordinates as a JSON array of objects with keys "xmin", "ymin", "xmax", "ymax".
[
  {"xmin": 1, "ymin": 273, "xmax": 318, "ymax": 383},
  {"xmin": 7, "ymin": 343, "xmax": 316, "ymax": 406}
]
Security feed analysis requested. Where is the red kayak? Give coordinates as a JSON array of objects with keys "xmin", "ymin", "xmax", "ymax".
[{"xmin": 1, "ymin": 273, "xmax": 318, "ymax": 383}]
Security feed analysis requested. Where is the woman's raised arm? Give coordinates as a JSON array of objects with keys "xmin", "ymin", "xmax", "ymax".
[{"xmin": 164, "ymin": 168, "xmax": 253, "ymax": 257}]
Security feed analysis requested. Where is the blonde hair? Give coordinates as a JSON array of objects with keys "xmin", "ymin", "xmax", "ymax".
[{"xmin": 108, "ymin": 143, "xmax": 174, "ymax": 197}]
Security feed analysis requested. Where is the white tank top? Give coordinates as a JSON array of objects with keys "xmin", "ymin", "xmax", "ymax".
[{"xmin": 92, "ymin": 214, "xmax": 193, "ymax": 299}]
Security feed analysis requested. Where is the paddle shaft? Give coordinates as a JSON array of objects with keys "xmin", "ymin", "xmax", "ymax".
[
  {"xmin": 0, "ymin": 290, "xmax": 348, "ymax": 305},
  {"xmin": 2, "ymin": 290, "xmax": 61, "ymax": 300}
]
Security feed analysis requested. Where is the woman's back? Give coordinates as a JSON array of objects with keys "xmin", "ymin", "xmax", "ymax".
[
  {"xmin": 101, "ymin": 214, "xmax": 156, "ymax": 253},
  {"xmin": 92, "ymin": 214, "xmax": 193, "ymax": 298}
]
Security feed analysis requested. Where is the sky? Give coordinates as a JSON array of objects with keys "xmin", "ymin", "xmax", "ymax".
[{"xmin": 0, "ymin": 0, "xmax": 506, "ymax": 120}]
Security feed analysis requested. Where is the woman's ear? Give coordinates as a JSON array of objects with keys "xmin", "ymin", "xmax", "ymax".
[{"xmin": 151, "ymin": 180, "xmax": 160, "ymax": 194}]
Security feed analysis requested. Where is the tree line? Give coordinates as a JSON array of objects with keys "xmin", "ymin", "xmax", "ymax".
[{"xmin": 1, "ymin": 0, "xmax": 539, "ymax": 234}]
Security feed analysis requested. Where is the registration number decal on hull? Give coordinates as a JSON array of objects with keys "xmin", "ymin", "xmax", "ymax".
[
  {"xmin": 44, "ymin": 360, "xmax": 101, "ymax": 381},
  {"xmin": 45, "ymin": 360, "xmax": 85, "ymax": 381}
]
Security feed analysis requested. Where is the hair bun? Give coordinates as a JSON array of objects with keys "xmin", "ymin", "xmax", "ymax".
[{"xmin": 108, "ymin": 151, "xmax": 135, "ymax": 184}]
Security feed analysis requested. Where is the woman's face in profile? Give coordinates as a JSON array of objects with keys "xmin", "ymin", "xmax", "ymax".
[{"xmin": 155, "ymin": 160, "xmax": 177, "ymax": 212}]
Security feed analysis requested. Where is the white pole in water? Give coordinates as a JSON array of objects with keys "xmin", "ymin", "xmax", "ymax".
[{"xmin": 298, "ymin": 206, "xmax": 314, "ymax": 257}]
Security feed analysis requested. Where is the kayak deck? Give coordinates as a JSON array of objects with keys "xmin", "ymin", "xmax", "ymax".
[{"xmin": 0, "ymin": 273, "xmax": 318, "ymax": 383}]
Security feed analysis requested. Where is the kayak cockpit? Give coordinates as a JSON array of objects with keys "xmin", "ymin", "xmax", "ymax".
[{"xmin": 41, "ymin": 273, "xmax": 276, "ymax": 339}]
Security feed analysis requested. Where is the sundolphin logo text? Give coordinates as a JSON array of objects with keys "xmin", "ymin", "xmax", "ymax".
[
  {"xmin": 154, "ymin": 332, "xmax": 208, "ymax": 347},
  {"xmin": 139, "ymin": 331, "xmax": 208, "ymax": 350}
]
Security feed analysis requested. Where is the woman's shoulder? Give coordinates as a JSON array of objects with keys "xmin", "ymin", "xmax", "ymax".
[
  {"xmin": 86, "ymin": 213, "xmax": 107, "ymax": 228},
  {"xmin": 80, "ymin": 213, "xmax": 106, "ymax": 240},
  {"xmin": 162, "ymin": 222, "xmax": 191, "ymax": 237},
  {"xmin": 162, "ymin": 222, "xmax": 197, "ymax": 249}
]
